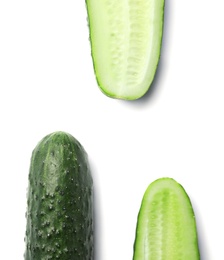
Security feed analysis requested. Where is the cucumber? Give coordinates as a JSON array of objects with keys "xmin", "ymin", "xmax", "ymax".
[
  {"xmin": 86, "ymin": 0, "xmax": 165, "ymax": 100},
  {"xmin": 24, "ymin": 131, "xmax": 93, "ymax": 260},
  {"xmin": 133, "ymin": 178, "xmax": 200, "ymax": 260}
]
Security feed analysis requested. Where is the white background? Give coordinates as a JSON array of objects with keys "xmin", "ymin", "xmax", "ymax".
[{"xmin": 0, "ymin": 1, "xmax": 224, "ymax": 259}]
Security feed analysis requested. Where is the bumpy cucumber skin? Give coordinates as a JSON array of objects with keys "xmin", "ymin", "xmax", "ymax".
[
  {"xmin": 86, "ymin": 0, "xmax": 165, "ymax": 100},
  {"xmin": 133, "ymin": 178, "xmax": 200, "ymax": 260},
  {"xmin": 24, "ymin": 132, "xmax": 93, "ymax": 260}
]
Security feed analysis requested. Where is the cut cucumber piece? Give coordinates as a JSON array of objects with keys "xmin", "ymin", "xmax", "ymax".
[
  {"xmin": 86, "ymin": 0, "xmax": 165, "ymax": 100},
  {"xmin": 133, "ymin": 178, "xmax": 200, "ymax": 260}
]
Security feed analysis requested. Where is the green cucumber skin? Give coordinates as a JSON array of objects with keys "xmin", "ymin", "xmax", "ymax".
[
  {"xmin": 133, "ymin": 178, "xmax": 200, "ymax": 260},
  {"xmin": 24, "ymin": 132, "xmax": 93, "ymax": 260},
  {"xmin": 86, "ymin": 0, "xmax": 165, "ymax": 100}
]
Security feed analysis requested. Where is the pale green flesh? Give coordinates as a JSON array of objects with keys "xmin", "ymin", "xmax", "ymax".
[
  {"xmin": 133, "ymin": 178, "xmax": 200, "ymax": 260},
  {"xmin": 87, "ymin": 0, "xmax": 164, "ymax": 100}
]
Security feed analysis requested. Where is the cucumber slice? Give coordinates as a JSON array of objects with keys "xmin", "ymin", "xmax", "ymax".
[
  {"xmin": 133, "ymin": 178, "xmax": 200, "ymax": 259},
  {"xmin": 86, "ymin": 0, "xmax": 165, "ymax": 100}
]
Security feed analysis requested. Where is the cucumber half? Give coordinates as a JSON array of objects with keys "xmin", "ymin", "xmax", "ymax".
[
  {"xmin": 86, "ymin": 0, "xmax": 165, "ymax": 100},
  {"xmin": 133, "ymin": 178, "xmax": 200, "ymax": 259}
]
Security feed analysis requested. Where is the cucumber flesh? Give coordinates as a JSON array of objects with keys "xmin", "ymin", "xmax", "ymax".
[
  {"xmin": 133, "ymin": 178, "xmax": 200, "ymax": 260},
  {"xmin": 86, "ymin": 0, "xmax": 165, "ymax": 100}
]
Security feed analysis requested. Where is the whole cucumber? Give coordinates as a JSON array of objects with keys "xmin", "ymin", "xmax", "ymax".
[{"xmin": 24, "ymin": 131, "xmax": 93, "ymax": 260}]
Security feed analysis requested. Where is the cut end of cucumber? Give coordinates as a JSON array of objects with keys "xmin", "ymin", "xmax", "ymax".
[
  {"xmin": 133, "ymin": 178, "xmax": 200, "ymax": 260},
  {"xmin": 86, "ymin": 0, "xmax": 164, "ymax": 100}
]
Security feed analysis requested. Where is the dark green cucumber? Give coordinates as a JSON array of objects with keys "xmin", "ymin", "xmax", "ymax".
[
  {"xmin": 133, "ymin": 178, "xmax": 200, "ymax": 260},
  {"xmin": 24, "ymin": 131, "xmax": 93, "ymax": 260},
  {"xmin": 86, "ymin": 0, "xmax": 165, "ymax": 100}
]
